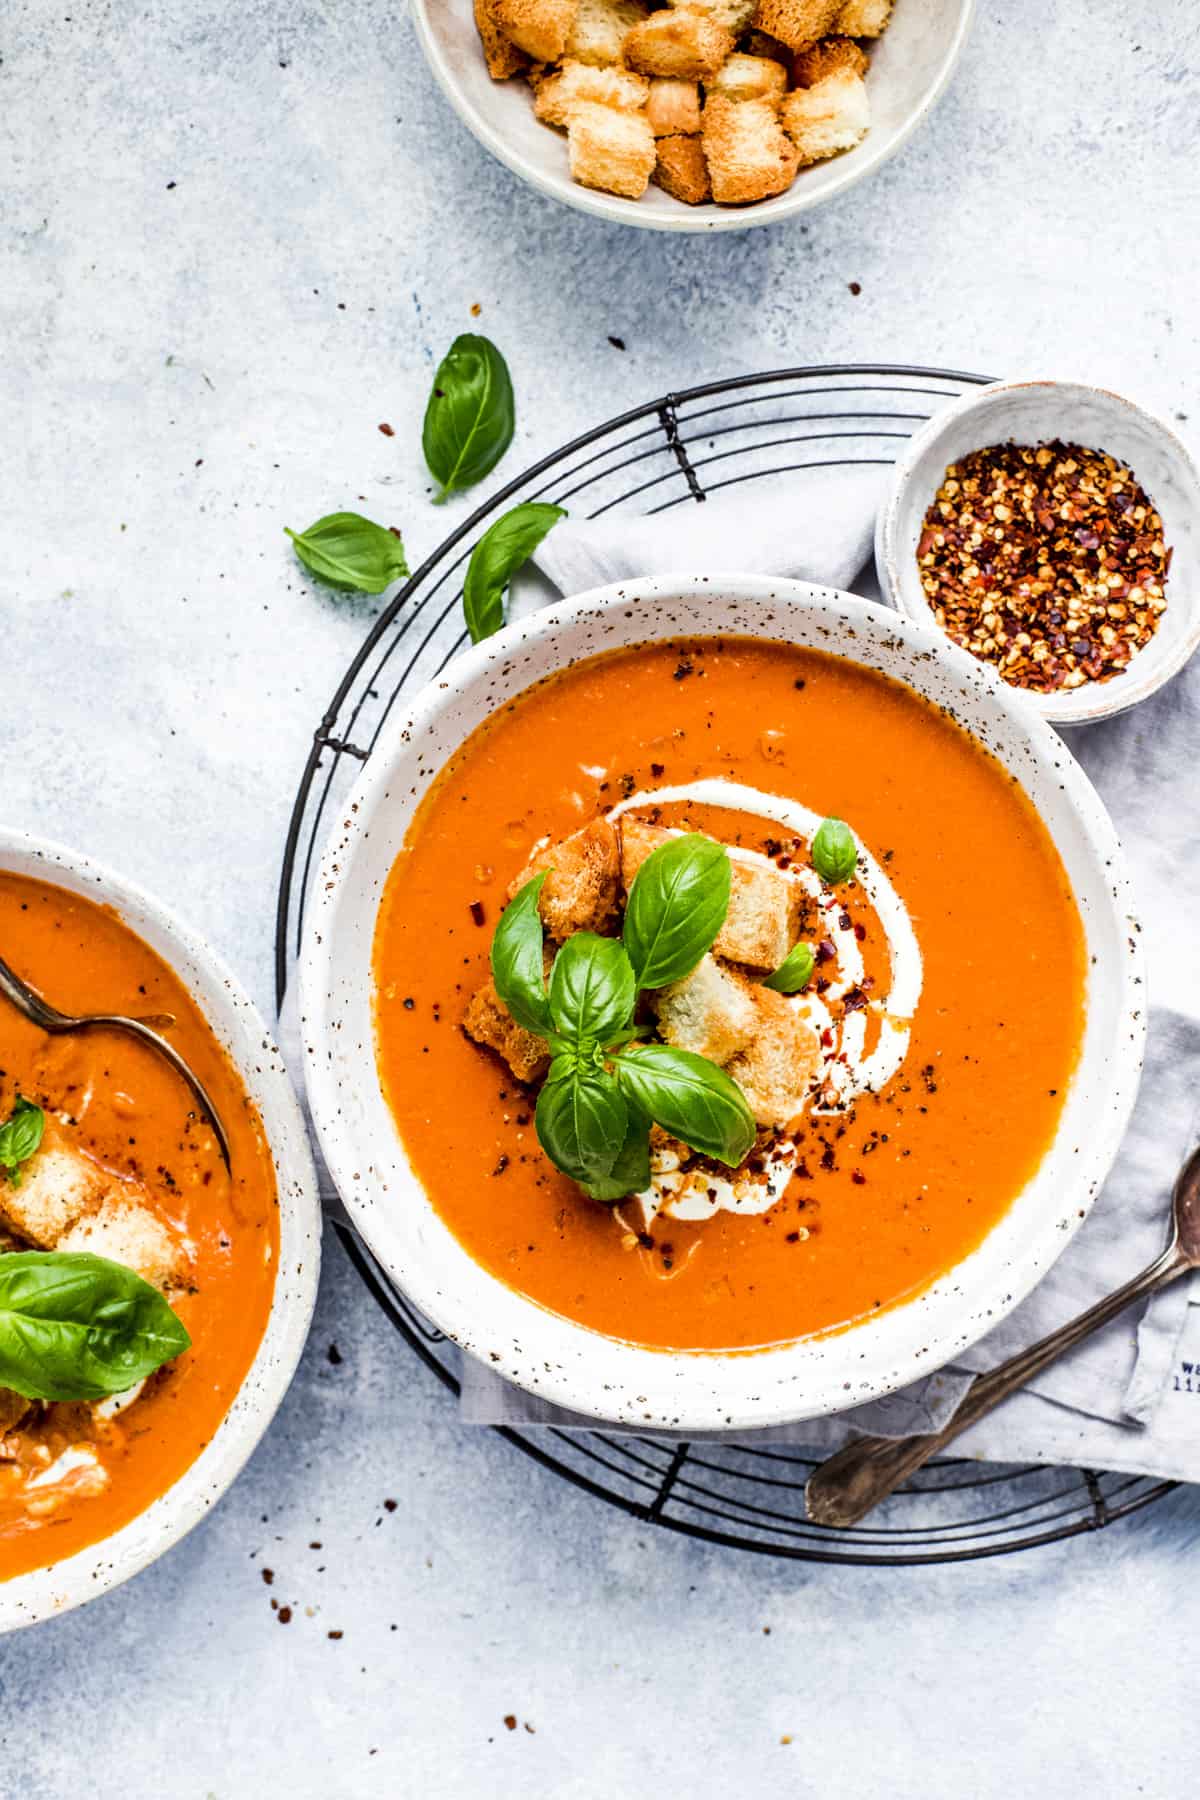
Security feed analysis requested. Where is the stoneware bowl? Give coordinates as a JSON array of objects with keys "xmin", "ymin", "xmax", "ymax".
[
  {"xmin": 412, "ymin": 0, "xmax": 975, "ymax": 233},
  {"xmin": 0, "ymin": 833, "xmax": 321, "ymax": 1634},
  {"xmin": 875, "ymin": 377, "xmax": 1200, "ymax": 726},
  {"xmin": 301, "ymin": 573, "xmax": 1145, "ymax": 1433}
]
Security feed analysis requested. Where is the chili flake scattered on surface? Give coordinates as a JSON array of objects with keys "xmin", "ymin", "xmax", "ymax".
[{"xmin": 917, "ymin": 440, "xmax": 1170, "ymax": 692}]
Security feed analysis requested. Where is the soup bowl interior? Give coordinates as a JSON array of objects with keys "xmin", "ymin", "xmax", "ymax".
[
  {"xmin": 0, "ymin": 835, "xmax": 321, "ymax": 1633},
  {"xmin": 301, "ymin": 575, "xmax": 1144, "ymax": 1432}
]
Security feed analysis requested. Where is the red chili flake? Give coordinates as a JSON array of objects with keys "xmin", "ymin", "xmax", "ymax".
[
  {"xmin": 785, "ymin": 1230, "xmax": 801, "ymax": 1243},
  {"xmin": 650, "ymin": 761, "xmax": 665, "ymax": 777},
  {"xmin": 851, "ymin": 1170, "xmax": 866, "ymax": 1185},
  {"xmin": 854, "ymin": 922, "xmax": 866, "ymax": 941},
  {"xmin": 469, "ymin": 901, "xmax": 487, "ymax": 927},
  {"xmin": 838, "ymin": 910, "xmax": 852, "ymax": 931},
  {"xmin": 842, "ymin": 989, "xmax": 868, "ymax": 1014},
  {"xmin": 328, "ymin": 1629, "xmax": 344, "ymax": 1640},
  {"xmin": 820, "ymin": 1028, "xmax": 833, "ymax": 1048},
  {"xmin": 277, "ymin": 1606, "xmax": 293, "ymax": 1625},
  {"xmin": 820, "ymin": 1146, "xmax": 836, "ymax": 1171},
  {"xmin": 504, "ymin": 1716, "xmax": 518, "ymax": 1731},
  {"xmin": 384, "ymin": 1498, "xmax": 398, "ymax": 1512},
  {"xmin": 794, "ymin": 1159, "xmax": 812, "ymax": 1179},
  {"xmin": 378, "ymin": 422, "xmax": 395, "ymax": 436},
  {"xmin": 816, "ymin": 938, "xmax": 836, "ymax": 964},
  {"xmin": 261, "ymin": 1568, "xmax": 274, "ymax": 1585}
]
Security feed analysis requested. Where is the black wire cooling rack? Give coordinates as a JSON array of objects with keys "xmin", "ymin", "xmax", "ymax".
[{"xmin": 275, "ymin": 363, "xmax": 1176, "ymax": 1565}]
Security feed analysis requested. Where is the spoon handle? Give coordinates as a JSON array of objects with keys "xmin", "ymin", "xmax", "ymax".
[{"xmin": 805, "ymin": 1244, "xmax": 1188, "ymax": 1528}]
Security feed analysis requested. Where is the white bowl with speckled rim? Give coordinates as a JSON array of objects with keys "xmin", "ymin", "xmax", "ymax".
[
  {"xmin": 0, "ymin": 833, "xmax": 321, "ymax": 1635},
  {"xmin": 412, "ymin": 0, "xmax": 975, "ymax": 233},
  {"xmin": 301, "ymin": 573, "xmax": 1145, "ymax": 1432},
  {"xmin": 876, "ymin": 377, "xmax": 1200, "ymax": 726}
]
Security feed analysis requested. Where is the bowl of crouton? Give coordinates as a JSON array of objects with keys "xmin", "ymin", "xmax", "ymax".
[{"xmin": 413, "ymin": 0, "xmax": 974, "ymax": 227}]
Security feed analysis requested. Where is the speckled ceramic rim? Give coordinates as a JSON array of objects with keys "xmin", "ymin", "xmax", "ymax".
[
  {"xmin": 411, "ymin": 0, "xmax": 975, "ymax": 235},
  {"xmin": 875, "ymin": 376, "xmax": 1200, "ymax": 725},
  {"xmin": 301, "ymin": 574, "xmax": 1146, "ymax": 1432},
  {"xmin": 0, "ymin": 833, "xmax": 322, "ymax": 1635}
]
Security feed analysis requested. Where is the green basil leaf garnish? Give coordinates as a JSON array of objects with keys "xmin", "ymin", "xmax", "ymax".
[
  {"xmin": 0, "ymin": 1097, "xmax": 45, "ymax": 1188},
  {"xmin": 463, "ymin": 503, "xmax": 565, "ymax": 644},
  {"xmin": 763, "ymin": 942, "xmax": 815, "ymax": 994},
  {"xmin": 581, "ymin": 1109, "xmax": 652, "ymax": 1202},
  {"xmin": 285, "ymin": 511, "xmax": 409, "ymax": 594},
  {"xmin": 548, "ymin": 933, "xmax": 637, "ymax": 1050},
  {"xmin": 614, "ymin": 1043, "xmax": 755, "ymax": 1168},
  {"xmin": 423, "ymin": 334, "xmax": 515, "ymax": 505},
  {"xmin": 491, "ymin": 874, "xmax": 553, "ymax": 1037},
  {"xmin": 0, "ymin": 1251, "xmax": 191, "ymax": 1401},
  {"xmin": 811, "ymin": 817, "xmax": 857, "ymax": 885},
  {"xmin": 622, "ymin": 833, "xmax": 731, "ymax": 991},
  {"xmin": 535, "ymin": 1066, "xmax": 628, "ymax": 1188}
]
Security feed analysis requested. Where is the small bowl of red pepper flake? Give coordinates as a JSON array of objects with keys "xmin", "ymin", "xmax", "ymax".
[{"xmin": 876, "ymin": 378, "xmax": 1200, "ymax": 725}]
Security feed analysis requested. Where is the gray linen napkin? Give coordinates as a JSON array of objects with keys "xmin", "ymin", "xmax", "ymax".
[{"xmin": 278, "ymin": 467, "xmax": 1200, "ymax": 1478}]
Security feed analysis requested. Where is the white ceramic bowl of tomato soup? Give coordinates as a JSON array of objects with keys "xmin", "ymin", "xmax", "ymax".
[
  {"xmin": 0, "ymin": 833, "xmax": 321, "ymax": 1633},
  {"xmin": 301, "ymin": 574, "xmax": 1144, "ymax": 1432},
  {"xmin": 414, "ymin": 0, "xmax": 975, "ymax": 233}
]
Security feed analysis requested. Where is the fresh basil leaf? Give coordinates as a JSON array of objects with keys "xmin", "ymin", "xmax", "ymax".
[
  {"xmin": 622, "ymin": 833, "xmax": 731, "ymax": 991},
  {"xmin": 0, "ymin": 1097, "xmax": 44, "ymax": 1188},
  {"xmin": 491, "ymin": 875, "xmax": 553, "ymax": 1037},
  {"xmin": 811, "ymin": 817, "xmax": 857, "ymax": 885},
  {"xmin": 581, "ymin": 1109, "xmax": 652, "ymax": 1202},
  {"xmin": 615, "ymin": 1043, "xmax": 755, "ymax": 1168},
  {"xmin": 463, "ymin": 503, "xmax": 565, "ymax": 644},
  {"xmin": 535, "ymin": 1066, "xmax": 628, "ymax": 1187},
  {"xmin": 763, "ymin": 942, "xmax": 815, "ymax": 994},
  {"xmin": 423, "ymin": 334, "xmax": 515, "ymax": 504},
  {"xmin": 548, "ymin": 933, "xmax": 636, "ymax": 1050},
  {"xmin": 285, "ymin": 511, "xmax": 409, "ymax": 594},
  {"xmin": 0, "ymin": 1251, "xmax": 191, "ymax": 1401}
]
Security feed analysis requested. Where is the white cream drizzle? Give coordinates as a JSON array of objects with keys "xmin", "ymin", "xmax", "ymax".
[{"xmin": 607, "ymin": 780, "xmax": 924, "ymax": 1227}]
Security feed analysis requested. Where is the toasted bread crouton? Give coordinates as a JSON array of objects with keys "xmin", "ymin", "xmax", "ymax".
[
  {"xmin": 653, "ymin": 132, "xmax": 712, "ymax": 201},
  {"xmin": 463, "ymin": 979, "xmax": 551, "ymax": 1083},
  {"xmin": 725, "ymin": 985, "xmax": 821, "ymax": 1125},
  {"xmin": 793, "ymin": 32, "xmax": 866, "ymax": 83},
  {"xmin": 750, "ymin": 0, "xmax": 840, "ymax": 50},
  {"xmin": 474, "ymin": 0, "xmax": 530, "ymax": 78},
  {"xmin": 671, "ymin": 0, "xmax": 757, "ymax": 31},
  {"xmin": 835, "ymin": 0, "xmax": 891, "ymax": 34},
  {"xmin": 495, "ymin": 0, "xmax": 578, "ymax": 61},
  {"xmin": 717, "ymin": 856, "xmax": 797, "ymax": 966},
  {"xmin": 0, "ymin": 1386, "xmax": 31, "ymax": 1434},
  {"xmin": 567, "ymin": 98, "xmax": 657, "ymax": 195},
  {"xmin": 624, "ymin": 9, "xmax": 734, "ymax": 79},
  {"xmin": 617, "ymin": 816, "xmax": 674, "ymax": 890},
  {"xmin": 567, "ymin": 0, "xmax": 648, "ymax": 62},
  {"xmin": 535, "ymin": 58, "xmax": 649, "ymax": 125},
  {"xmin": 646, "ymin": 76, "xmax": 702, "ymax": 135},
  {"xmin": 511, "ymin": 816, "xmax": 622, "ymax": 936},
  {"xmin": 649, "ymin": 1124, "xmax": 690, "ymax": 1173},
  {"xmin": 58, "ymin": 1193, "xmax": 187, "ymax": 1292},
  {"xmin": 706, "ymin": 51, "xmax": 788, "ymax": 101},
  {"xmin": 654, "ymin": 954, "xmax": 758, "ymax": 1063},
  {"xmin": 702, "ymin": 94, "xmax": 799, "ymax": 203},
  {"xmin": 740, "ymin": 26, "xmax": 793, "ymax": 60},
  {"xmin": 781, "ymin": 65, "xmax": 869, "ymax": 163},
  {"xmin": 0, "ymin": 1137, "xmax": 107, "ymax": 1249}
]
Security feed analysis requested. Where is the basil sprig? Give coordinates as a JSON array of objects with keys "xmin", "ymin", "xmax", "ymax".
[
  {"xmin": 494, "ymin": 834, "xmax": 756, "ymax": 1197},
  {"xmin": 285, "ymin": 511, "xmax": 409, "ymax": 594},
  {"xmin": 763, "ymin": 942, "xmax": 815, "ymax": 994},
  {"xmin": 0, "ymin": 1098, "xmax": 44, "ymax": 1188},
  {"xmin": 463, "ymin": 503, "xmax": 565, "ymax": 644},
  {"xmin": 0, "ymin": 1251, "xmax": 191, "ymax": 1401},
  {"xmin": 811, "ymin": 817, "xmax": 857, "ymax": 885},
  {"xmin": 623, "ymin": 833, "xmax": 731, "ymax": 990},
  {"xmin": 423, "ymin": 334, "xmax": 515, "ymax": 504}
]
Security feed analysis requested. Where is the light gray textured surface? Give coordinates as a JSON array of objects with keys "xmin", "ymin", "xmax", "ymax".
[{"xmin": 3, "ymin": 0, "xmax": 1200, "ymax": 1793}]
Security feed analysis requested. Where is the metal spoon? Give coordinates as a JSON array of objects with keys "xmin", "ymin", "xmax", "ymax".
[
  {"xmin": 805, "ymin": 1143, "xmax": 1200, "ymax": 1528},
  {"xmin": 0, "ymin": 951, "xmax": 231, "ymax": 1170}
]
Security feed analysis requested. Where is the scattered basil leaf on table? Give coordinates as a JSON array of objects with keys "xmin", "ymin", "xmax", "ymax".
[
  {"xmin": 490, "ymin": 873, "xmax": 552, "ymax": 1036},
  {"xmin": 0, "ymin": 1251, "xmax": 191, "ymax": 1401},
  {"xmin": 285, "ymin": 512, "xmax": 409, "ymax": 594},
  {"xmin": 535, "ymin": 1066, "xmax": 628, "ymax": 1190},
  {"xmin": 614, "ymin": 1043, "xmax": 755, "ymax": 1168},
  {"xmin": 622, "ymin": 833, "xmax": 731, "ymax": 991},
  {"xmin": 763, "ymin": 941, "xmax": 815, "ymax": 994},
  {"xmin": 423, "ymin": 334, "xmax": 515, "ymax": 505},
  {"xmin": 548, "ymin": 933, "xmax": 637, "ymax": 1051},
  {"xmin": 462, "ymin": 503, "xmax": 565, "ymax": 644},
  {"xmin": 580, "ymin": 1109, "xmax": 652, "ymax": 1203},
  {"xmin": 0, "ymin": 1097, "xmax": 44, "ymax": 1187},
  {"xmin": 811, "ymin": 817, "xmax": 858, "ymax": 886}
]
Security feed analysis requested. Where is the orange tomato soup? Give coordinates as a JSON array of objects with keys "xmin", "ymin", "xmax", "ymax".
[
  {"xmin": 373, "ymin": 639, "xmax": 1086, "ymax": 1351},
  {"xmin": 0, "ymin": 875, "xmax": 279, "ymax": 1580}
]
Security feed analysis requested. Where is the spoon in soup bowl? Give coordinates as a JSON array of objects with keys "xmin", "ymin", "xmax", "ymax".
[
  {"xmin": 0, "ymin": 951, "xmax": 231, "ymax": 1169},
  {"xmin": 805, "ymin": 1143, "xmax": 1200, "ymax": 1528}
]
